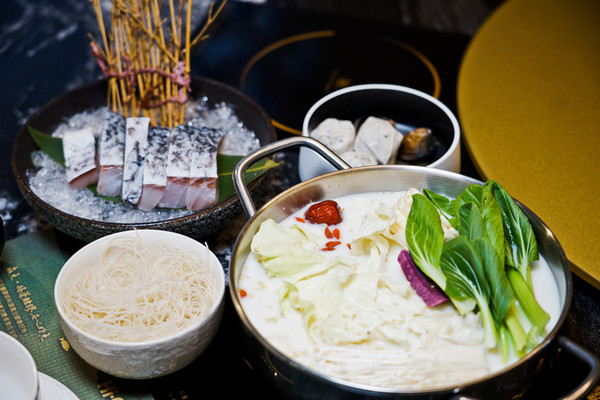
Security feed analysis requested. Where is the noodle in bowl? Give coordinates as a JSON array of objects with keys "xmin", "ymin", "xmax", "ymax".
[{"xmin": 54, "ymin": 229, "xmax": 226, "ymax": 379}]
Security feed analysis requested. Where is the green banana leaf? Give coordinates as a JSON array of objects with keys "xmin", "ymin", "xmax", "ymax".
[{"xmin": 28, "ymin": 126, "xmax": 65, "ymax": 166}]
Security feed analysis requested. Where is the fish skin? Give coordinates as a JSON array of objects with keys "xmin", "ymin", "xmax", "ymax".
[
  {"xmin": 62, "ymin": 127, "xmax": 99, "ymax": 190},
  {"xmin": 97, "ymin": 110, "xmax": 126, "ymax": 196},
  {"xmin": 121, "ymin": 117, "xmax": 150, "ymax": 205},
  {"xmin": 138, "ymin": 126, "xmax": 171, "ymax": 211},
  {"xmin": 186, "ymin": 127, "xmax": 223, "ymax": 212}
]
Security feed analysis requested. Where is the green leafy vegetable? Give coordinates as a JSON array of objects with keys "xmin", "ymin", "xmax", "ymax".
[
  {"xmin": 423, "ymin": 188, "xmax": 455, "ymax": 222},
  {"xmin": 498, "ymin": 324, "xmax": 511, "ymax": 363},
  {"xmin": 506, "ymin": 268, "xmax": 550, "ymax": 329},
  {"xmin": 405, "ymin": 193, "xmax": 446, "ymax": 290},
  {"xmin": 455, "ymin": 184, "xmax": 484, "ymax": 214},
  {"xmin": 460, "ymin": 200, "xmax": 513, "ymax": 324},
  {"xmin": 473, "ymin": 237, "xmax": 513, "ymax": 322},
  {"xmin": 486, "ymin": 181, "xmax": 538, "ymax": 286},
  {"xmin": 479, "ymin": 188, "xmax": 506, "ymax": 260},
  {"xmin": 504, "ymin": 303, "xmax": 527, "ymax": 353},
  {"xmin": 406, "ymin": 179, "xmax": 551, "ymax": 363},
  {"xmin": 486, "ymin": 180, "xmax": 549, "ymax": 344},
  {"xmin": 440, "ymin": 236, "xmax": 497, "ymax": 348}
]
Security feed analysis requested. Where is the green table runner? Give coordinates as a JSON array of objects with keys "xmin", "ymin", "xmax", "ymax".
[{"xmin": 1, "ymin": 230, "xmax": 159, "ymax": 399}]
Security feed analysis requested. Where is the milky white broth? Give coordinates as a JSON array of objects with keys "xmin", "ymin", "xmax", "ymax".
[{"xmin": 238, "ymin": 190, "xmax": 561, "ymax": 390}]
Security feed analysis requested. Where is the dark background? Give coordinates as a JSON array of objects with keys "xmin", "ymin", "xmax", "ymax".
[{"xmin": 0, "ymin": 0, "xmax": 498, "ymax": 239}]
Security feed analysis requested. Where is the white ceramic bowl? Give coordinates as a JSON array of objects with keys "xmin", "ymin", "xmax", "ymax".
[
  {"xmin": 0, "ymin": 331, "xmax": 38, "ymax": 399},
  {"xmin": 299, "ymin": 84, "xmax": 461, "ymax": 181},
  {"xmin": 54, "ymin": 229, "xmax": 226, "ymax": 379}
]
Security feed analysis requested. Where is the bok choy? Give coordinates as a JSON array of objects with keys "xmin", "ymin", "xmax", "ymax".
[
  {"xmin": 406, "ymin": 180, "xmax": 549, "ymax": 360},
  {"xmin": 486, "ymin": 181, "xmax": 550, "ymax": 334},
  {"xmin": 439, "ymin": 236, "xmax": 497, "ymax": 348},
  {"xmin": 405, "ymin": 194, "xmax": 446, "ymax": 290}
]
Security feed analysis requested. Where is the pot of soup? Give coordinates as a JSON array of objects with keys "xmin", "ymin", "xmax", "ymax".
[{"xmin": 229, "ymin": 136, "xmax": 600, "ymax": 399}]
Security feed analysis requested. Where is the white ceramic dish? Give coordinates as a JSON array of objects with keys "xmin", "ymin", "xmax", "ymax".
[
  {"xmin": 37, "ymin": 373, "xmax": 78, "ymax": 400},
  {"xmin": 0, "ymin": 331, "xmax": 39, "ymax": 399},
  {"xmin": 54, "ymin": 229, "xmax": 226, "ymax": 379},
  {"xmin": 299, "ymin": 84, "xmax": 461, "ymax": 181}
]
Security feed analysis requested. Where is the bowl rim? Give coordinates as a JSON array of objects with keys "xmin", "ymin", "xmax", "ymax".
[
  {"xmin": 54, "ymin": 229, "xmax": 226, "ymax": 349},
  {"xmin": 301, "ymin": 83, "xmax": 461, "ymax": 169}
]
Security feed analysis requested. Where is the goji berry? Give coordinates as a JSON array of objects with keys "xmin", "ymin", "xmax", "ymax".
[
  {"xmin": 304, "ymin": 200, "xmax": 342, "ymax": 225},
  {"xmin": 322, "ymin": 241, "xmax": 341, "ymax": 251}
]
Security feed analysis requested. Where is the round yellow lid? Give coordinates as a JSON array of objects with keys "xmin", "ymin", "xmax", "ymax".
[{"xmin": 458, "ymin": 0, "xmax": 600, "ymax": 287}]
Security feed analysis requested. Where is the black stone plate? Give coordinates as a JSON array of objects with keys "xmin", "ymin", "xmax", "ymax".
[{"xmin": 11, "ymin": 77, "xmax": 276, "ymax": 243}]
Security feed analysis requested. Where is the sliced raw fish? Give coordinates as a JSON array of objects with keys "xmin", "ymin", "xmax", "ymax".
[
  {"xmin": 158, "ymin": 124, "xmax": 197, "ymax": 209},
  {"xmin": 121, "ymin": 117, "xmax": 150, "ymax": 205},
  {"xmin": 186, "ymin": 127, "xmax": 224, "ymax": 212},
  {"xmin": 97, "ymin": 110, "xmax": 126, "ymax": 196},
  {"xmin": 138, "ymin": 126, "xmax": 171, "ymax": 211},
  {"xmin": 62, "ymin": 127, "xmax": 98, "ymax": 190},
  {"xmin": 187, "ymin": 178, "xmax": 218, "ymax": 212}
]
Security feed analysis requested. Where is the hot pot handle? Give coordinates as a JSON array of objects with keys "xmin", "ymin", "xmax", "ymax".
[
  {"xmin": 233, "ymin": 136, "xmax": 351, "ymax": 218},
  {"xmin": 448, "ymin": 336, "xmax": 600, "ymax": 400},
  {"xmin": 554, "ymin": 336, "xmax": 600, "ymax": 400}
]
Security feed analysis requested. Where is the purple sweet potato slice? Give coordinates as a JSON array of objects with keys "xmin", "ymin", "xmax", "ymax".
[{"xmin": 398, "ymin": 249, "xmax": 448, "ymax": 307}]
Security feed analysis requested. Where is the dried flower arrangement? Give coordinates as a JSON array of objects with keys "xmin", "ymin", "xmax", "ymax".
[{"xmin": 89, "ymin": 0, "xmax": 227, "ymax": 128}]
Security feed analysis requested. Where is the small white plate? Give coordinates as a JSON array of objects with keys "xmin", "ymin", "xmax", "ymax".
[
  {"xmin": 37, "ymin": 372, "xmax": 78, "ymax": 400},
  {"xmin": 0, "ymin": 331, "xmax": 38, "ymax": 399}
]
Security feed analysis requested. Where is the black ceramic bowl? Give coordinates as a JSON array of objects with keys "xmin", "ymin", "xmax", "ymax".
[{"xmin": 12, "ymin": 77, "xmax": 276, "ymax": 242}]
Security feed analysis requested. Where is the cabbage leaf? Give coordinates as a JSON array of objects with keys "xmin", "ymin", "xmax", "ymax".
[{"xmin": 251, "ymin": 219, "xmax": 326, "ymax": 278}]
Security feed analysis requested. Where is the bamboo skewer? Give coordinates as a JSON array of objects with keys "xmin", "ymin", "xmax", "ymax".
[{"xmin": 89, "ymin": 0, "xmax": 226, "ymax": 128}]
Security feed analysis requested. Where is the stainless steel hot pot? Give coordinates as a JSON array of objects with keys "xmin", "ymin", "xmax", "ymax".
[{"xmin": 229, "ymin": 137, "xmax": 600, "ymax": 400}]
